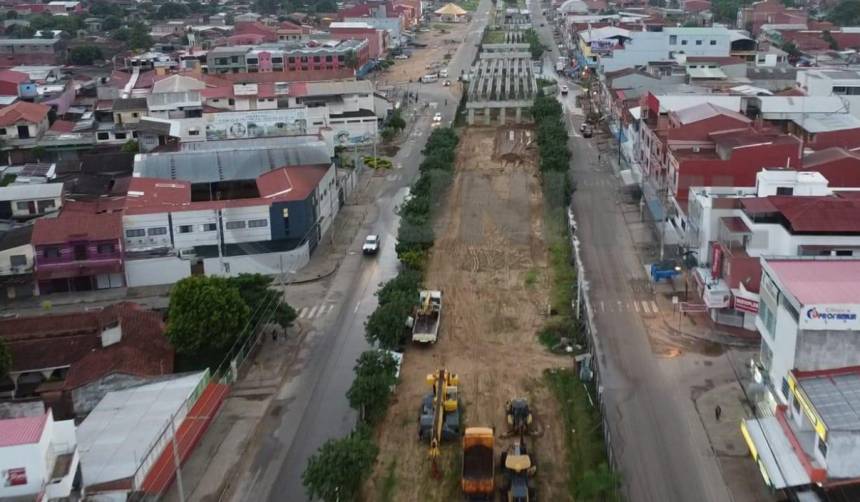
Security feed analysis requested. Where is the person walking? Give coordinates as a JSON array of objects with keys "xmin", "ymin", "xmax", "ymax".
[{"xmin": 715, "ymin": 405, "xmax": 722, "ymax": 422}]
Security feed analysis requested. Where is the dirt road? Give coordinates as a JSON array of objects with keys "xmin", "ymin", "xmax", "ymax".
[
  {"xmin": 378, "ymin": 23, "xmax": 469, "ymax": 85},
  {"xmin": 364, "ymin": 127, "xmax": 570, "ymax": 501}
]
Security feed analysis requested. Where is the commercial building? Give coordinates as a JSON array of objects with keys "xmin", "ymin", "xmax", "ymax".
[
  {"xmin": 206, "ymin": 39, "xmax": 370, "ymax": 80},
  {"xmin": 0, "ymin": 38, "xmax": 65, "ymax": 66},
  {"xmin": 0, "ymin": 410, "xmax": 79, "ymax": 501}
]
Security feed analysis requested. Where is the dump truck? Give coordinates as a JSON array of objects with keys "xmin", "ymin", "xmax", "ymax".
[
  {"xmin": 462, "ymin": 427, "xmax": 495, "ymax": 500},
  {"xmin": 412, "ymin": 290, "xmax": 442, "ymax": 343}
]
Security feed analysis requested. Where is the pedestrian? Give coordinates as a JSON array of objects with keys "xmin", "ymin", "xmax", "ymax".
[
  {"xmin": 715, "ymin": 405, "xmax": 722, "ymax": 421},
  {"xmin": 271, "ymin": 328, "xmax": 277, "ymax": 342}
]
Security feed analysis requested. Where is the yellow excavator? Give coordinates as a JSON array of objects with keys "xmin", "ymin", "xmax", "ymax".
[{"xmin": 418, "ymin": 369, "xmax": 460, "ymax": 475}]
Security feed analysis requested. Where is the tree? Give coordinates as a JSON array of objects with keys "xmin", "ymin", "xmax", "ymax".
[
  {"xmin": 254, "ymin": 0, "xmax": 281, "ymax": 15},
  {"xmin": 782, "ymin": 41, "xmax": 801, "ymax": 58},
  {"xmin": 102, "ymin": 15, "xmax": 123, "ymax": 31},
  {"xmin": 576, "ymin": 463, "xmax": 622, "ymax": 501},
  {"xmin": 155, "ymin": 2, "xmax": 190, "ymax": 19},
  {"xmin": 90, "ymin": 0, "xmax": 125, "ymax": 17},
  {"xmin": 388, "ymin": 109, "xmax": 406, "ymax": 131},
  {"xmin": 365, "ymin": 297, "xmax": 413, "ymax": 350},
  {"xmin": 226, "ymin": 274, "xmax": 298, "ymax": 329},
  {"xmin": 166, "ymin": 276, "xmax": 251, "ymax": 354},
  {"xmin": 346, "ymin": 350, "xmax": 398, "ymax": 424},
  {"xmin": 710, "ymin": 0, "xmax": 748, "ymax": 24},
  {"xmin": 314, "ymin": 0, "xmax": 338, "ymax": 12},
  {"xmin": 823, "ymin": 30, "xmax": 839, "ymax": 50},
  {"xmin": 69, "ymin": 45, "xmax": 103, "ymax": 65},
  {"xmin": 128, "ymin": 23, "xmax": 153, "ymax": 50},
  {"xmin": 344, "ymin": 50, "xmax": 359, "ymax": 69},
  {"xmin": 111, "ymin": 27, "xmax": 130, "ymax": 42},
  {"xmin": 5, "ymin": 24, "xmax": 34, "ymax": 38},
  {"xmin": 376, "ymin": 268, "xmax": 422, "ymax": 306},
  {"xmin": 120, "ymin": 139, "xmax": 139, "ymax": 153},
  {"xmin": 0, "ymin": 338, "xmax": 11, "ymax": 378},
  {"xmin": 380, "ymin": 126, "xmax": 396, "ymax": 142},
  {"xmin": 524, "ymin": 28, "xmax": 544, "ymax": 60},
  {"xmin": 4, "ymin": 10, "xmax": 15, "ymax": 19},
  {"xmin": 302, "ymin": 430, "xmax": 378, "ymax": 502},
  {"xmin": 828, "ymin": 0, "xmax": 860, "ymax": 26}
]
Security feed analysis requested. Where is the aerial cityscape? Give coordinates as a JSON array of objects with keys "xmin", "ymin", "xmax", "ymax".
[{"xmin": 0, "ymin": 0, "xmax": 857, "ymax": 500}]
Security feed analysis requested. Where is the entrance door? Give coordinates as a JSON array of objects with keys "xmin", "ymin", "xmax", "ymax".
[{"xmin": 16, "ymin": 126, "xmax": 29, "ymax": 139}]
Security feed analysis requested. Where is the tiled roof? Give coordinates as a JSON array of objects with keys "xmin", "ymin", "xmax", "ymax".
[
  {"xmin": 0, "ymin": 69, "xmax": 28, "ymax": 84},
  {"xmin": 257, "ymin": 165, "xmax": 328, "ymax": 200},
  {"xmin": 743, "ymin": 195, "xmax": 860, "ymax": 233},
  {"xmin": 0, "ymin": 101, "xmax": 48, "ymax": 127},
  {"xmin": 0, "ymin": 413, "xmax": 47, "ymax": 447},
  {"xmin": 31, "ymin": 208, "xmax": 121, "ymax": 245}
]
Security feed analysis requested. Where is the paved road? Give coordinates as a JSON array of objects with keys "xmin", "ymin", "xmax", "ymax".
[
  {"xmin": 229, "ymin": 4, "xmax": 492, "ymax": 501},
  {"xmin": 526, "ymin": 4, "xmax": 734, "ymax": 502}
]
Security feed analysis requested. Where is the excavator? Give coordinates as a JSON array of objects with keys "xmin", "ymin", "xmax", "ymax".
[
  {"xmin": 418, "ymin": 369, "xmax": 460, "ymax": 476},
  {"xmin": 505, "ymin": 398, "xmax": 534, "ymax": 436}
]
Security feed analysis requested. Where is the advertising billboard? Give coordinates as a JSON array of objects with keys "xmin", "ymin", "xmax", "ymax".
[
  {"xmin": 204, "ymin": 109, "xmax": 308, "ymax": 140},
  {"xmin": 800, "ymin": 304, "xmax": 860, "ymax": 330}
]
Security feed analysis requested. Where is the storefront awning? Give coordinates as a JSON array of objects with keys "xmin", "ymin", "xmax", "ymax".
[{"xmin": 741, "ymin": 417, "xmax": 811, "ymax": 490}]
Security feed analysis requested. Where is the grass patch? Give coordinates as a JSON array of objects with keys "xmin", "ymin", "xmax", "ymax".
[
  {"xmin": 545, "ymin": 368, "xmax": 621, "ymax": 501},
  {"xmin": 378, "ymin": 459, "xmax": 398, "ymax": 502},
  {"xmin": 483, "ymin": 29, "xmax": 506, "ymax": 44},
  {"xmin": 524, "ymin": 268, "xmax": 538, "ymax": 287},
  {"xmin": 457, "ymin": 0, "xmax": 479, "ymax": 10}
]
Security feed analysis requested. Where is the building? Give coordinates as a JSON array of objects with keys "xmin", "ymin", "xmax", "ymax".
[
  {"xmin": 31, "ymin": 202, "xmax": 124, "ymax": 294},
  {"xmin": 329, "ymin": 22, "xmax": 389, "ymax": 60},
  {"xmin": 0, "ymin": 226, "xmax": 36, "ymax": 301},
  {"xmin": 741, "ymin": 258, "xmax": 860, "ymax": 494},
  {"xmin": 344, "ymin": 16, "xmax": 402, "ymax": 48},
  {"xmin": 0, "ymin": 410, "xmax": 79, "ymax": 501},
  {"xmin": 0, "ymin": 69, "xmax": 34, "ymax": 99},
  {"xmin": 206, "ymin": 39, "xmax": 370, "ymax": 80},
  {"xmin": 0, "ymin": 182, "xmax": 62, "ymax": 220},
  {"xmin": 0, "ymin": 302, "xmax": 173, "ymax": 417},
  {"xmin": 0, "ymin": 38, "xmax": 65, "ymax": 66},
  {"xmin": 0, "ymin": 101, "xmax": 50, "ymax": 144},
  {"xmin": 737, "ymin": 0, "xmax": 807, "ymax": 36}
]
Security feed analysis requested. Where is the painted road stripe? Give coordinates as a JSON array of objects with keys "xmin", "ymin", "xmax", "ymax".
[
  {"xmin": 641, "ymin": 301, "xmax": 651, "ymax": 314},
  {"xmin": 298, "ymin": 307, "xmax": 309, "ymax": 318},
  {"xmin": 633, "ymin": 302, "xmax": 640, "ymax": 312},
  {"xmin": 600, "ymin": 301, "xmax": 605, "ymax": 312},
  {"xmin": 326, "ymin": 305, "xmax": 335, "ymax": 315},
  {"xmin": 307, "ymin": 305, "xmax": 320, "ymax": 318},
  {"xmin": 651, "ymin": 301, "xmax": 659, "ymax": 313}
]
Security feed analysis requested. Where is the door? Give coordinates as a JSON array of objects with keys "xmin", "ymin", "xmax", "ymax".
[
  {"xmin": 74, "ymin": 245, "xmax": 87, "ymax": 261},
  {"xmin": 16, "ymin": 126, "xmax": 29, "ymax": 139}
]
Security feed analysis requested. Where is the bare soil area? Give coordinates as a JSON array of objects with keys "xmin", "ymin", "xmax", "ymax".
[
  {"xmin": 377, "ymin": 23, "xmax": 469, "ymax": 85},
  {"xmin": 364, "ymin": 127, "xmax": 570, "ymax": 501}
]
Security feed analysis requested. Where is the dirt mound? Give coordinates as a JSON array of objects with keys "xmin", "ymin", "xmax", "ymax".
[{"xmin": 363, "ymin": 128, "xmax": 571, "ymax": 501}]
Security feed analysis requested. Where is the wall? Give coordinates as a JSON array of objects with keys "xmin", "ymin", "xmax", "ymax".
[
  {"xmin": 10, "ymin": 195, "xmax": 61, "ymax": 217},
  {"xmin": 124, "ymin": 256, "xmax": 191, "ymax": 288},
  {"xmin": 807, "ymin": 128, "xmax": 860, "ymax": 151},
  {"xmin": 758, "ymin": 274, "xmax": 799, "ymax": 403},
  {"xmin": 123, "ymin": 213, "xmax": 172, "ymax": 251},
  {"xmin": 0, "ymin": 118, "xmax": 46, "ymax": 140},
  {"xmin": 316, "ymin": 164, "xmax": 337, "ymax": 237},
  {"xmin": 795, "ymin": 328, "xmax": 860, "ymax": 372},
  {"xmin": 171, "ymin": 209, "xmax": 220, "ymax": 250},
  {"xmin": 0, "ymin": 436, "xmax": 45, "ymax": 499},
  {"xmin": 72, "ymin": 373, "xmax": 151, "ymax": 417},
  {"xmin": 220, "ymin": 205, "xmax": 272, "ymax": 245},
  {"xmin": 823, "ymin": 431, "xmax": 860, "ymax": 478},
  {"xmin": 270, "ymin": 198, "xmax": 314, "ymax": 242},
  {"xmin": 0, "ymin": 243, "xmax": 33, "ymax": 274},
  {"xmin": 203, "ymin": 241, "xmax": 310, "ymax": 277}
]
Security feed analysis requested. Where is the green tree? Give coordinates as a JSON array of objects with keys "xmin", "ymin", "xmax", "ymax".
[
  {"xmin": 710, "ymin": 0, "xmax": 748, "ymax": 24},
  {"xmin": 829, "ymin": 0, "xmax": 860, "ymax": 25},
  {"xmin": 314, "ymin": 0, "xmax": 338, "ymax": 11},
  {"xmin": 166, "ymin": 276, "xmax": 251, "ymax": 354},
  {"xmin": 90, "ymin": 0, "xmax": 125, "ymax": 17},
  {"xmin": 111, "ymin": 27, "xmax": 130, "ymax": 42},
  {"xmin": 824, "ymin": 30, "xmax": 839, "ymax": 50},
  {"xmin": 0, "ymin": 338, "xmax": 12, "ymax": 378},
  {"xmin": 254, "ymin": 0, "xmax": 281, "ymax": 15},
  {"xmin": 5, "ymin": 24, "xmax": 34, "ymax": 38},
  {"xmin": 103, "ymin": 15, "xmax": 123, "ymax": 31},
  {"xmin": 380, "ymin": 126, "xmax": 396, "ymax": 142},
  {"xmin": 226, "ymin": 274, "xmax": 298, "ymax": 329},
  {"xmin": 69, "ymin": 45, "xmax": 103, "ymax": 65},
  {"xmin": 376, "ymin": 268, "xmax": 422, "ymax": 305},
  {"xmin": 346, "ymin": 350, "xmax": 398, "ymax": 424},
  {"xmin": 524, "ymin": 28, "xmax": 544, "ymax": 60},
  {"xmin": 782, "ymin": 40, "xmax": 801, "ymax": 58},
  {"xmin": 155, "ymin": 2, "xmax": 190, "ymax": 19},
  {"xmin": 365, "ymin": 297, "xmax": 412, "ymax": 350},
  {"xmin": 302, "ymin": 430, "xmax": 378, "ymax": 502},
  {"xmin": 128, "ymin": 23, "xmax": 153, "ymax": 50},
  {"xmin": 120, "ymin": 139, "xmax": 139, "ymax": 153},
  {"xmin": 388, "ymin": 109, "xmax": 406, "ymax": 131},
  {"xmin": 576, "ymin": 463, "xmax": 622, "ymax": 501},
  {"xmin": 4, "ymin": 10, "xmax": 15, "ymax": 19},
  {"xmin": 344, "ymin": 50, "xmax": 359, "ymax": 69}
]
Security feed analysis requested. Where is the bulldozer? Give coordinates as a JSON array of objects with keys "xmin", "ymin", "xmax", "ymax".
[
  {"xmin": 505, "ymin": 398, "xmax": 534, "ymax": 436},
  {"xmin": 500, "ymin": 440, "xmax": 537, "ymax": 502}
]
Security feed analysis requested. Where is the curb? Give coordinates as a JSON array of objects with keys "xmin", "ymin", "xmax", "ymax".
[
  {"xmin": 290, "ymin": 262, "xmax": 340, "ymax": 285},
  {"xmin": 661, "ymin": 318, "xmax": 759, "ymax": 348}
]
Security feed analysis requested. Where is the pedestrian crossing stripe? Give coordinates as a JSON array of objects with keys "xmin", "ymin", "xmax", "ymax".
[
  {"xmin": 298, "ymin": 305, "xmax": 335, "ymax": 319},
  {"xmin": 594, "ymin": 300, "xmax": 660, "ymax": 314}
]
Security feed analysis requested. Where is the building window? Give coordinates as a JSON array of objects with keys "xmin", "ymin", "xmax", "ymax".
[
  {"xmin": 202, "ymin": 223, "xmax": 217, "ymax": 231},
  {"xmin": 695, "ymin": 39, "xmax": 702, "ymax": 45},
  {"xmin": 178, "ymin": 225, "xmax": 194, "ymax": 233},
  {"xmin": 98, "ymin": 243, "xmax": 115, "ymax": 254},
  {"xmin": 758, "ymin": 300, "xmax": 776, "ymax": 338},
  {"xmin": 313, "ymin": 55, "xmax": 321, "ymax": 62},
  {"xmin": 837, "ymin": 249, "xmax": 853, "ymax": 256},
  {"xmin": 0, "ymin": 128, "xmax": 5, "ymax": 135},
  {"xmin": 710, "ymin": 40, "xmax": 717, "ymax": 45},
  {"xmin": 115, "ymin": 132, "xmax": 127, "ymax": 140},
  {"xmin": 228, "ymin": 98, "xmax": 235, "ymax": 105},
  {"xmin": 44, "ymin": 247, "xmax": 60, "ymax": 258},
  {"xmin": 776, "ymin": 187, "xmax": 794, "ymax": 195},
  {"xmin": 792, "ymin": 395, "xmax": 801, "ymax": 415},
  {"xmin": 147, "ymin": 227, "xmax": 167, "ymax": 236},
  {"xmin": 97, "ymin": 132, "xmax": 109, "ymax": 140},
  {"xmin": 248, "ymin": 219, "xmax": 268, "ymax": 228},
  {"xmin": 669, "ymin": 35, "xmax": 677, "ymax": 44},
  {"xmin": 782, "ymin": 377, "xmax": 790, "ymax": 402},
  {"xmin": 818, "ymin": 437, "xmax": 828, "ymax": 459},
  {"xmin": 189, "ymin": 129, "xmax": 200, "ymax": 136},
  {"xmin": 126, "ymin": 229, "xmax": 145, "ymax": 238},
  {"xmin": 15, "ymin": 201, "xmax": 29, "ymax": 210},
  {"xmin": 326, "ymin": 55, "xmax": 333, "ymax": 62},
  {"xmin": 231, "ymin": 56, "xmax": 239, "ymax": 63},
  {"xmin": 132, "ymin": 112, "xmax": 139, "ymax": 118},
  {"xmin": 9, "ymin": 254, "xmax": 26, "ymax": 268},
  {"xmin": 226, "ymin": 221, "xmax": 246, "ymax": 230},
  {"xmin": 681, "ymin": 39, "xmax": 688, "ymax": 45}
]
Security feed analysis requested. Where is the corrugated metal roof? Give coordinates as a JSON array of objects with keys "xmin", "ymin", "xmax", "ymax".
[
  {"xmin": 800, "ymin": 373, "xmax": 860, "ymax": 431},
  {"xmin": 793, "ymin": 114, "xmax": 860, "ymax": 133},
  {"xmin": 0, "ymin": 182, "xmax": 63, "ymax": 201},
  {"xmin": 767, "ymin": 258, "xmax": 860, "ymax": 305}
]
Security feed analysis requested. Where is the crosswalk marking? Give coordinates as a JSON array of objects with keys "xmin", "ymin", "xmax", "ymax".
[
  {"xmin": 641, "ymin": 301, "xmax": 651, "ymax": 314},
  {"xmin": 298, "ymin": 304, "xmax": 336, "ymax": 320},
  {"xmin": 651, "ymin": 301, "xmax": 659, "ymax": 313},
  {"xmin": 633, "ymin": 302, "xmax": 639, "ymax": 313},
  {"xmin": 298, "ymin": 307, "xmax": 308, "ymax": 318},
  {"xmin": 593, "ymin": 299, "xmax": 661, "ymax": 315},
  {"xmin": 307, "ymin": 305, "xmax": 319, "ymax": 318}
]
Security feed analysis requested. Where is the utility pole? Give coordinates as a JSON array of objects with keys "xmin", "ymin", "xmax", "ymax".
[{"xmin": 216, "ymin": 208, "xmax": 225, "ymax": 274}]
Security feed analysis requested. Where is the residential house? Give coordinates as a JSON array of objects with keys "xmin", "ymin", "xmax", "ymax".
[
  {"xmin": 31, "ymin": 202, "xmax": 124, "ymax": 294},
  {"xmin": 0, "ymin": 70, "xmax": 35, "ymax": 99},
  {"xmin": 112, "ymin": 98, "xmax": 148, "ymax": 127},
  {"xmin": 206, "ymin": 39, "xmax": 370, "ymax": 79},
  {"xmin": 46, "ymin": 1, "xmax": 83, "ymax": 15},
  {"xmin": 738, "ymin": 0, "xmax": 807, "ymax": 36},
  {"xmin": 0, "ymin": 226, "xmax": 36, "ymax": 300},
  {"xmin": 329, "ymin": 22, "xmax": 389, "ymax": 60},
  {"xmin": 0, "ymin": 411, "xmax": 79, "ymax": 501},
  {"xmin": 0, "ymin": 38, "xmax": 66, "ymax": 66},
  {"xmin": 0, "ymin": 302, "xmax": 173, "ymax": 418},
  {"xmin": 0, "ymin": 183, "xmax": 62, "ymax": 221},
  {"xmin": 0, "ymin": 101, "xmax": 50, "ymax": 144}
]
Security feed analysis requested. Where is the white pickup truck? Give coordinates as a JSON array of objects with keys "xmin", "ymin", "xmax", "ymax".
[{"xmin": 412, "ymin": 290, "xmax": 442, "ymax": 343}]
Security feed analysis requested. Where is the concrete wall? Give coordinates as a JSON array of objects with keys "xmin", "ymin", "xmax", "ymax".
[
  {"xmin": 795, "ymin": 328, "xmax": 860, "ymax": 372},
  {"xmin": 125, "ymin": 256, "xmax": 191, "ymax": 287},
  {"xmin": 72, "ymin": 373, "xmax": 151, "ymax": 417},
  {"xmin": 822, "ymin": 431, "xmax": 860, "ymax": 478},
  {"xmin": 203, "ymin": 242, "xmax": 310, "ymax": 277},
  {"xmin": 172, "ymin": 210, "xmax": 220, "ymax": 249},
  {"xmin": 0, "ymin": 431, "xmax": 46, "ymax": 499},
  {"xmin": 759, "ymin": 278, "xmax": 799, "ymax": 403},
  {"xmin": 123, "ymin": 213, "xmax": 172, "ymax": 252},
  {"xmin": 221, "ymin": 205, "xmax": 272, "ymax": 245}
]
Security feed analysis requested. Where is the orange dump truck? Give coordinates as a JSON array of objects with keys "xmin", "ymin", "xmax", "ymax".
[{"xmin": 462, "ymin": 427, "xmax": 494, "ymax": 500}]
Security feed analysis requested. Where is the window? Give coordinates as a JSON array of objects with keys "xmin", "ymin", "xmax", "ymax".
[
  {"xmin": 284, "ymin": 57, "xmax": 292, "ymax": 64},
  {"xmin": 178, "ymin": 225, "xmax": 194, "ymax": 233},
  {"xmin": 776, "ymin": 187, "xmax": 794, "ymax": 196},
  {"xmin": 189, "ymin": 129, "xmax": 200, "ymax": 136},
  {"xmin": 126, "ymin": 229, "xmax": 145, "ymax": 238},
  {"xmin": 326, "ymin": 55, "xmax": 333, "ymax": 62},
  {"xmin": 37, "ymin": 199, "xmax": 55, "ymax": 212},
  {"xmin": 44, "ymin": 247, "xmax": 60, "ymax": 258},
  {"xmin": 792, "ymin": 395, "xmax": 801, "ymax": 415},
  {"xmin": 782, "ymin": 377, "xmax": 790, "ymax": 402},
  {"xmin": 837, "ymin": 249, "xmax": 853, "ymax": 256},
  {"xmin": 115, "ymin": 132, "xmax": 127, "ymax": 140},
  {"xmin": 681, "ymin": 39, "xmax": 688, "ymax": 45},
  {"xmin": 15, "ymin": 201, "xmax": 29, "ymax": 210},
  {"xmin": 98, "ymin": 243, "xmax": 115, "ymax": 254},
  {"xmin": 758, "ymin": 300, "xmax": 776, "ymax": 338},
  {"xmin": 147, "ymin": 227, "xmax": 167, "ymax": 236},
  {"xmin": 226, "ymin": 221, "xmax": 246, "ymax": 230},
  {"xmin": 282, "ymin": 207, "xmax": 290, "ymax": 230},
  {"xmin": 818, "ymin": 437, "xmax": 828, "ymax": 459},
  {"xmin": 231, "ymin": 56, "xmax": 239, "ymax": 63},
  {"xmin": 228, "ymin": 98, "xmax": 235, "ymax": 105},
  {"xmin": 9, "ymin": 255, "xmax": 26, "ymax": 268},
  {"xmin": 132, "ymin": 112, "xmax": 139, "ymax": 118},
  {"xmin": 202, "ymin": 223, "xmax": 217, "ymax": 232},
  {"xmin": 313, "ymin": 55, "xmax": 321, "ymax": 63},
  {"xmin": 669, "ymin": 35, "xmax": 678, "ymax": 44},
  {"xmin": 0, "ymin": 128, "xmax": 6, "ymax": 135},
  {"xmin": 247, "ymin": 58, "xmax": 258, "ymax": 64},
  {"xmin": 710, "ymin": 40, "xmax": 717, "ymax": 45},
  {"xmin": 97, "ymin": 132, "xmax": 109, "ymax": 140},
  {"xmin": 695, "ymin": 39, "xmax": 702, "ymax": 45},
  {"xmin": 248, "ymin": 219, "xmax": 268, "ymax": 228}
]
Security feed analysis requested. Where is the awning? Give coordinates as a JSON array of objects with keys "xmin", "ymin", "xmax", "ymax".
[
  {"xmin": 720, "ymin": 216, "xmax": 751, "ymax": 235},
  {"xmin": 741, "ymin": 417, "xmax": 811, "ymax": 490}
]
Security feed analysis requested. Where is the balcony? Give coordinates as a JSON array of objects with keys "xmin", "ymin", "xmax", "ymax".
[{"xmin": 0, "ymin": 264, "xmax": 32, "ymax": 277}]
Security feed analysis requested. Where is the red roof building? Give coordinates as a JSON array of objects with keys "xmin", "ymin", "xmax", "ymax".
[
  {"xmin": 0, "ymin": 101, "xmax": 48, "ymax": 127},
  {"xmin": 738, "ymin": 0, "xmax": 808, "ymax": 36}
]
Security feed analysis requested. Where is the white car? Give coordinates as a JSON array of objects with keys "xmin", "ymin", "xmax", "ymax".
[
  {"xmin": 362, "ymin": 234, "xmax": 380, "ymax": 255},
  {"xmin": 561, "ymin": 84, "xmax": 569, "ymax": 95},
  {"xmin": 433, "ymin": 112, "xmax": 442, "ymax": 123},
  {"xmin": 394, "ymin": 54, "xmax": 409, "ymax": 60},
  {"xmin": 443, "ymin": 79, "xmax": 451, "ymax": 86}
]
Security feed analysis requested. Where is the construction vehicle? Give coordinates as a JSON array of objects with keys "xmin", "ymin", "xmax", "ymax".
[
  {"xmin": 419, "ymin": 369, "xmax": 460, "ymax": 467},
  {"xmin": 505, "ymin": 398, "xmax": 534, "ymax": 436},
  {"xmin": 412, "ymin": 290, "xmax": 442, "ymax": 343},
  {"xmin": 462, "ymin": 427, "xmax": 495, "ymax": 500},
  {"xmin": 500, "ymin": 440, "xmax": 537, "ymax": 502}
]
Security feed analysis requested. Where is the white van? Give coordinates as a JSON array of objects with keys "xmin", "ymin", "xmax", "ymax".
[
  {"xmin": 439, "ymin": 69, "xmax": 449, "ymax": 78},
  {"xmin": 421, "ymin": 73, "xmax": 439, "ymax": 83}
]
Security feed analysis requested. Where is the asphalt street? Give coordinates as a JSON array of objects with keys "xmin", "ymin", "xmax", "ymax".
[
  {"xmin": 228, "ymin": 3, "xmax": 492, "ymax": 501},
  {"xmin": 526, "ymin": 4, "xmax": 734, "ymax": 500}
]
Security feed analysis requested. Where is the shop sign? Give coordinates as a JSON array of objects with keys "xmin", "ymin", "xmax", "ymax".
[{"xmin": 5, "ymin": 468, "xmax": 26, "ymax": 486}]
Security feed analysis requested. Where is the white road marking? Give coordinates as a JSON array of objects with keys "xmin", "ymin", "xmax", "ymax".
[
  {"xmin": 354, "ymin": 302, "xmax": 361, "ymax": 313},
  {"xmin": 298, "ymin": 307, "xmax": 309, "ymax": 318},
  {"xmin": 633, "ymin": 302, "xmax": 639, "ymax": 312},
  {"xmin": 641, "ymin": 301, "xmax": 651, "ymax": 314},
  {"xmin": 600, "ymin": 301, "xmax": 605, "ymax": 312},
  {"xmin": 651, "ymin": 301, "xmax": 659, "ymax": 313},
  {"xmin": 307, "ymin": 305, "xmax": 319, "ymax": 318}
]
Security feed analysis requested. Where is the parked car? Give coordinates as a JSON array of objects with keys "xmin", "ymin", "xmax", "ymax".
[
  {"xmin": 394, "ymin": 54, "xmax": 409, "ymax": 60},
  {"xmin": 560, "ymin": 84, "xmax": 569, "ymax": 95},
  {"xmin": 363, "ymin": 234, "xmax": 380, "ymax": 255},
  {"xmin": 440, "ymin": 69, "xmax": 449, "ymax": 78},
  {"xmin": 443, "ymin": 79, "xmax": 451, "ymax": 86},
  {"xmin": 433, "ymin": 112, "xmax": 443, "ymax": 124}
]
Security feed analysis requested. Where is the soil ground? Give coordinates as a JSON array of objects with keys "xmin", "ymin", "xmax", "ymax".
[
  {"xmin": 364, "ymin": 127, "xmax": 570, "ymax": 501},
  {"xmin": 377, "ymin": 23, "xmax": 470, "ymax": 87}
]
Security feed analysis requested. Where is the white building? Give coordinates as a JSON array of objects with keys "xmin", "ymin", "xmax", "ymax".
[
  {"xmin": 0, "ymin": 182, "xmax": 62, "ymax": 220},
  {"xmin": 592, "ymin": 27, "xmax": 733, "ymax": 73},
  {"xmin": 0, "ymin": 410, "xmax": 79, "ymax": 502}
]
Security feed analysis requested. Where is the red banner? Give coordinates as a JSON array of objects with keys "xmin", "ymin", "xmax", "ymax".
[
  {"xmin": 711, "ymin": 244, "xmax": 722, "ymax": 280},
  {"xmin": 6, "ymin": 468, "xmax": 26, "ymax": 486},
  {"xmin": 734, "ymin": 296, "xmax": 759, "ymax": 314}
]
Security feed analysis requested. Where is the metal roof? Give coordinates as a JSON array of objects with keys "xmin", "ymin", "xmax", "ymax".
[
  {"xmin": 742, "ymin": 417, "xmax": 811, "ymax": 489},
  {"xmin": 767, "ymin": 258, "xmax": 860, "ymax": 305},
  {"xmin": 0, "ymin": 413, "xmax": 47, "ymax": 447},
  {"xmin": 800, "ymin": 372, "xmax": 860, "ymax": 430},
  {"xmin": 686, "ymin": 67, "xmax": 727, "ymax": 80},
  {"xmin": 0, "ymin": 182, "xmax": 62, "ymax": 201},
  {"xmin": 134, "ymin": 138, "xmax": 330, "ymax": 183},
  {"xmin": 793, "ymin": 114, "xmax": 860, "ymax": 133}
]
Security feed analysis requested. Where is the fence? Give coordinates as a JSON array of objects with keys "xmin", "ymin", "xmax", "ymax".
[{"xmin": 567, "ymin": 207, "xmax": 623, "ymax": 500}]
